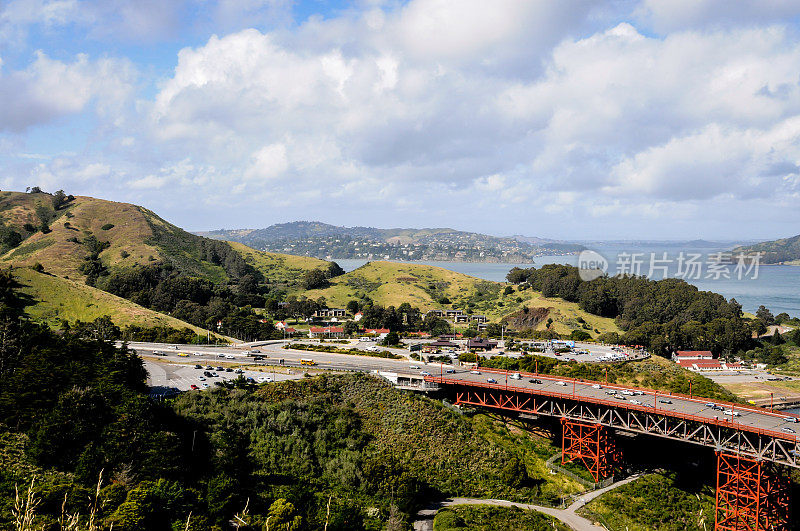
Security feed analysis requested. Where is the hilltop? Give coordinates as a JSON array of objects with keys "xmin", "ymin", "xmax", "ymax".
[
  {"xmin": 202, "ymin": 221, "xmax": 583, "ymax": 263},
  {"xmin": 0, "ymin": 190, "xmax": 330, "ymax": 335},
  {"xmin": 733, "ymin": 233, "xmax": 800, "ymax": 265},
  {"xmin": 299, "ymin": 260, "xmax": 620, "ymax": 337}
]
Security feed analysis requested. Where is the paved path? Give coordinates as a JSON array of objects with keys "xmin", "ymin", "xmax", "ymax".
[{"xmin": 412, "ymin": 474, "xmax": 640, "ymax": 531}]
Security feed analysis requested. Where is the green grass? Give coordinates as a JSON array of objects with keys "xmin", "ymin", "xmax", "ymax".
[
  {"xmin": 433, "ymin": 505, "xmax": 570, "ymax": 531},
  {"xmin": 300, "ymin": 261, "xmax": 621, "ymax": 338},
  {"xmin": 228, "ymin": 241, "xmax": 330, "ymax": 286},
  {"xmin": 577, "ymin": 472, "xmax": 715, "ymax": 531},
  {"xmin": 13, "ymin": 267, "xmax": 214, "ymax": 334}
]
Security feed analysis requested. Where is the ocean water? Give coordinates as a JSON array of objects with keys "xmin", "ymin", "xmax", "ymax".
[{"xmin": 333, "ymin": 243, "xmax": 800, "ymax": 318}]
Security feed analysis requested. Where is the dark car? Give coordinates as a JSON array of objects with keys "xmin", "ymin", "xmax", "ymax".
[
  {"xmin": 225, "ymin": 367, "xmax": 233, "ymax": 372},
  {"xmin": 529, "ymin": 379, "xmax": 542, "ymax": 384},
  {"xmin": 194, "ymin": 364, "xmax": 202, "ymax": 369}
]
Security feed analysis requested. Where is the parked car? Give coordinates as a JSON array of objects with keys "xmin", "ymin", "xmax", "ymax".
[
  {"xmin": 194, "ymin": 364, "xmax": 202, "ymax": 369},
  {"xmin": 190, "ymin": 384, "xmax": 199, "ymax": 390}
]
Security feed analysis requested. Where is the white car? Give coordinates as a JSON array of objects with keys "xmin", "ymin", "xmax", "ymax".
[
  {"xmin": 621, "ymin": 390, "xmax": 634, "ymax": 396},
  {"xmin": 225, "ymin": 354, "xmax": 235, "ymax": 359},
  {"xmin": 592, "ymin": 384, "xmax": 602, "ymax": 389},
  {"xmin": 630, "ymin": 399, "xmax": 642, "ymax": 405},
  {"xmin": 257, "ymin": 376, "xmax": 273, "ymax": 383},
  {"xmin": 470, "ymin": 370, "xmax": 481, "ymax": 375},
  {"xmin": 410, "ymin": 365, "xmax": 420, "ymax": 370},
  {"xmin": 556, "ymin": 381, "xmax": 567, "ymax": 386},
  {"xmin": 193, "ymin": 352, "xmax": 203, "ymax": 356}
]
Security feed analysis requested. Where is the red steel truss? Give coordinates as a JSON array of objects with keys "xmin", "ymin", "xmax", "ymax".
[
  {"xmin": 561, "ymin": 418, "xmax": 620, "ymax": 482},
  {"xmin": 715, "ymin": 452, "xmax": 791, "ymax": 531}
]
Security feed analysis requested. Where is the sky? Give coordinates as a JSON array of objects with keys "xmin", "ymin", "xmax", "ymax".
[{"xmin": 2, "ymin": 0, "xmax": 800, "ymax": 241}]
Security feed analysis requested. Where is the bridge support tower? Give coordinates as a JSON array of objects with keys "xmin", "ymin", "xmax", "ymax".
[
  {"xmin": 561, "ymin": 418, "xmax": 620, "ymax": 482},
  {"xmin": 715, "ymin": 451, "xmax": 791, "ymax": 531}
]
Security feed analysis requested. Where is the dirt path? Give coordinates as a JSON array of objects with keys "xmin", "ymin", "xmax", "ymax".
[{"xmin": 412, "ymin": 474, "xmax": 640, "ymax": 531}]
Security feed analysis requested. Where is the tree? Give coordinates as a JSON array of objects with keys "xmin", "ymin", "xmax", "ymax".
[
  {"xmin": 569, "ymin": 329, "xmax": 591, "ymax": 341},
  {"xmin": 381, "ymin": 331, "xmax": 400, "ymax": 346},
  {"xmin": 343, "ymin": 320, "xmax": 360, "ymax": 336},
  {"xmin": 755, "ymin": 305, "xmax": 775, "ymax": 325},
  {"xmin": 301, "ymin": 269, "xmax": 330, "ymax": 290},
  {"xmin": 346, "ymin": 300, "xmax": 360, "ymax": 315},
  {"xmin": 503, "ymin": 286, "xmax": 514, "ymax": 295},
  {"xmin": 52, "ymin": 189, "xmax": 69, "ymax": 209},
  {"xmin": 268, "ymin": 498, "xmax": 302, "ymax": 531},
  {"xmin": 327, "ymin": 261, "xmax": 345, "ymax": 278}
]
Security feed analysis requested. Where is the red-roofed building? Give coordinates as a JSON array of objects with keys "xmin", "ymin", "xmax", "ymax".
[
  {"xmin": 364, "ymin": 328, "xmax": 390, "ymax": 338},
  {"xmin": 672, "ymin": 350, "xmax": 713, "ymax": 363},
  {"xmin": 309, "ymin": 326, "xmax": 344, "ymax": 338}
]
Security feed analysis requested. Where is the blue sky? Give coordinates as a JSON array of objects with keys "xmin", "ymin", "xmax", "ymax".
[{"xmin": 2, "ymin": 0, "xmax": 800, "ymax": 241}]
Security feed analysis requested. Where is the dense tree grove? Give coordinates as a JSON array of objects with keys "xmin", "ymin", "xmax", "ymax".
[{"xmin": 507, "ymin": 264, "xmax": 754, "ymax": 356}]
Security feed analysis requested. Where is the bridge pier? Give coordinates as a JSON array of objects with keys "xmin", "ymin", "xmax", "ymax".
[
  {"xmin": 561, "ymin": 418, "xmax": 621, "ymax": 482},
  {"xmin": 715, "ymin": 451, "xmax": 791, "ymax": 531}
]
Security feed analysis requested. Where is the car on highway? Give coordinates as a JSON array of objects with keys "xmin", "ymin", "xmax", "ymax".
[
  {"xmin": 630, "ymin": 399, "xmax": 642, "ymax": 405},
  {"xmin": 470, "ymin": 370, "xmax": 481, "ymax": 375},
  {"xmin": 420, "ymin": 371, "xmax": 431, "ymax": 376},
  {"xmin": 487, "ymin": 378, "xmax": 497, "ymax": 383},
  {"xmin": 225, "ymin": 354, "xmax": 235, "ymax": 359},
  {"xmin": 785, "ymin": 416, "xmax": 798, "ymax": 423},
  {"xmin": 177, "ymin": 352, "xmax": 189, "ymax": 357},
  {"xmin": 365, "ymin": 346, "xmax": 380, "ymax": 352},
  {"xmin": 659, "ymin": 399, "xmax": 672, "ymax": 404},
  {"xmin": 723, "ymin": 410, "xmax": 741, "ymax": 417},
  {"xmin": 445, "ymin": 369, "xmax": 455, "ymax": 374},
  {"xmin": 783, "ymin": 427, "xmax": 796, "ymax": 433},
  {"xmin": 216, "ymin": 353, "xmax": 226, "ymax": 358},
  {"xmin": 606, "ymin": 390, "xmax": 617, "ymax": 395},
  {"xmin": 410, "ymin": 365, "xmax": 420, "ymax": 369},
  {"xmin": 168, "ymin": 345, "xmax": 178, "ymax": 350},
  {"xmin": 614, "ymin": 395, "xmax": 626, "ymax": 400},
  {"xmin": 592, "ymin": 384, "xmax": 602, "ymax": 389},
  {"xmin": 556, "ymin": 381, "xmax": 567, "ymax": 386},
  {"xmin": 621, "ymin": 390, "xmax": 634, "ymax": 395},
  {"xmin": 529, "ymin": 379, "xmax": 542, "ymax": 384},
  {"xmin": 193, "ymin": 352, "xmax": 203, "ymax": 356}
]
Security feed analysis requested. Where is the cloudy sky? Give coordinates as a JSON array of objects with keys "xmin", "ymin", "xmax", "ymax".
[{"xmin": 1, "ymin": 0, "xmax": 800, "ymax": 240}]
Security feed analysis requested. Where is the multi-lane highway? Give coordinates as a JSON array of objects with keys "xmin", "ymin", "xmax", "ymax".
[{"xmin": 427, "ymin": 367, "xmax": 800, "ymax": 435}]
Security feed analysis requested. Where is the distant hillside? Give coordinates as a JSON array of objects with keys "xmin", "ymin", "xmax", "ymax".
[
  {"xmin": 201, "ymin": 221, "xmax": 583, "ymax": 262},
  {"xmin": 299, "ymin": 260, "xmax": 620, "ymax": 337},
  {"xmin": 733, "ymin": 234, "xmax": 800, "ymax": 265},
  {"xmin": 227, "ymin": 241, "xmax": 332, "ymax": 288}
]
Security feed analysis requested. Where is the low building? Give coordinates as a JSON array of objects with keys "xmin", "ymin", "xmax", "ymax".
[
  {"xmin": 364, "ymin": 328, "xmax": 390, "ymax": 339},
  {"xmin": 422, "ymin": 340, "xmax": 459, "ymax": 353},
  {"xmin": 470, "ymin": 315, "xmax": 487, "ymax": 324},
  {"xmin": 445, "ymin": 309, "xmax": 464, "ymax": 318},
  {"xmin": 315, "ymin": 308, "xmax": 347, "ymax": 318},
  {"xmin": 454, "ymin": 314, "xmax": 470, "ymax": 324},
  {"xmin": 353, "ymin": 312, "xmax": 363, "ymax": 321},
  {"xmin": 672, "ymin": 350, "xmax": 713, "ymax": 363},
  {"xmin": 467, "ymin": 337, "xmax": 498, "ymax": 351},
  {"xmin": 309, "ymin": 326, "xmax": 345, "ymax": 338},
  {"xmin": 426, "ymin": 309, "xmax": 444, "ymax": 318}
]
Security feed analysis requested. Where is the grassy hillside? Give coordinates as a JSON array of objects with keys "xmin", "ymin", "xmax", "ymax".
[
  {"xmin": 0, "ymin": 192, "xmax": 162, "ymax": 278},
  {"xmin": 733, "ymin": 234, "xmax": 800, "ymax": 265},
  {"xmin": 12, "ymin": 267, "xmax": 213, "ymax": 334},
  {"xmin": 300, "ymin": 261, "xmax": 621, "ymax": 336},
  {"xmin": 228, "ymin": 241, "xmax": 330, "ymax": 287}
]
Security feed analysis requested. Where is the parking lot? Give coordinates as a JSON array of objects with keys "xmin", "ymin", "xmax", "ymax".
[{"xmin": 145, "ymin": 359, "xmax": 306, "ymax": 391}]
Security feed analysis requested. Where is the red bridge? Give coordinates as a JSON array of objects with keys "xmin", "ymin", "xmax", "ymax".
[{"xmin": 424, "ymin": 366, "xmax": 799, "ymax": 531}]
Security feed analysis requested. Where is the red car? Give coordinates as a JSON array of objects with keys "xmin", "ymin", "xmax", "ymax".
[{"xmin": 190, "ymin": 384, "xmax": 199, "ymax": 390}]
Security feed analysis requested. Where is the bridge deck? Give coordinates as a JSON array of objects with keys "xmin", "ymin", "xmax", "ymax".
[{"xmin": 425, "ymin": 366, "xmax": 800, "ymax": 467}]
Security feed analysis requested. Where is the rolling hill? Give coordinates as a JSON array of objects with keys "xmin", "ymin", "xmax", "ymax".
[
  {"xmin": 299, "ymin": 261, "xmax": 621, "ymax": 337},
  {"xmin": 12, "ymin": 267, "xmax": 213, "ymax": 334},
  {"xmin": 733, "ymin": 233, "xmax": 800, "ymax": 265}
]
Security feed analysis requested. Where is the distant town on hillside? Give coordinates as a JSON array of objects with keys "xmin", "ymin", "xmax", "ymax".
[{"xmin": 200, "ymin": 221, "xmax": 585, "ymax": 262}]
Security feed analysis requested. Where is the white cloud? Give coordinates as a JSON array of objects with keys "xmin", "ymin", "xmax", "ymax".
[
  {"xmin": 0, "ymin": 51, "xmax": 136, "ymax": 132},
  {"xmin": 636, "ymin": 0, "xmax": 800, "ymax": 34}
]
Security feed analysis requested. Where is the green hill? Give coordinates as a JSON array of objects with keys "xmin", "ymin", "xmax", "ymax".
[
  {"xmin": 300, "ymin": 261, "xmax": 621, "ymax": 337},
  {"xmin": 227, "ymin": 241, "xmax": 331, "ymax": 288},
  {"xmin": 13, "ymin": 267, "xmax": 213, "ymax": 334},
  {"xmin": 733, "ymin": 234, "xmax": 800, "ymax": 265}
]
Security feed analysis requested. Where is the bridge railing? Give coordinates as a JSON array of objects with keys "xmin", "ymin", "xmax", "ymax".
[
  {"xmin": 463, "ymin": 365, "xmax": 798, "ymax": 420},
  {"xmin": 425, "ymin": 375, "xmax": 800, "ymax": 445}
]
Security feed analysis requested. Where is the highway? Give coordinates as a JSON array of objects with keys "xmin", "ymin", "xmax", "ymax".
[
  {"xmin": 128, "ymin": 340, "xmax": 426, "ymax": 374},
  {"xmin": 425, "ymin": 367, "xmax": 800, "ymax": 443}
]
